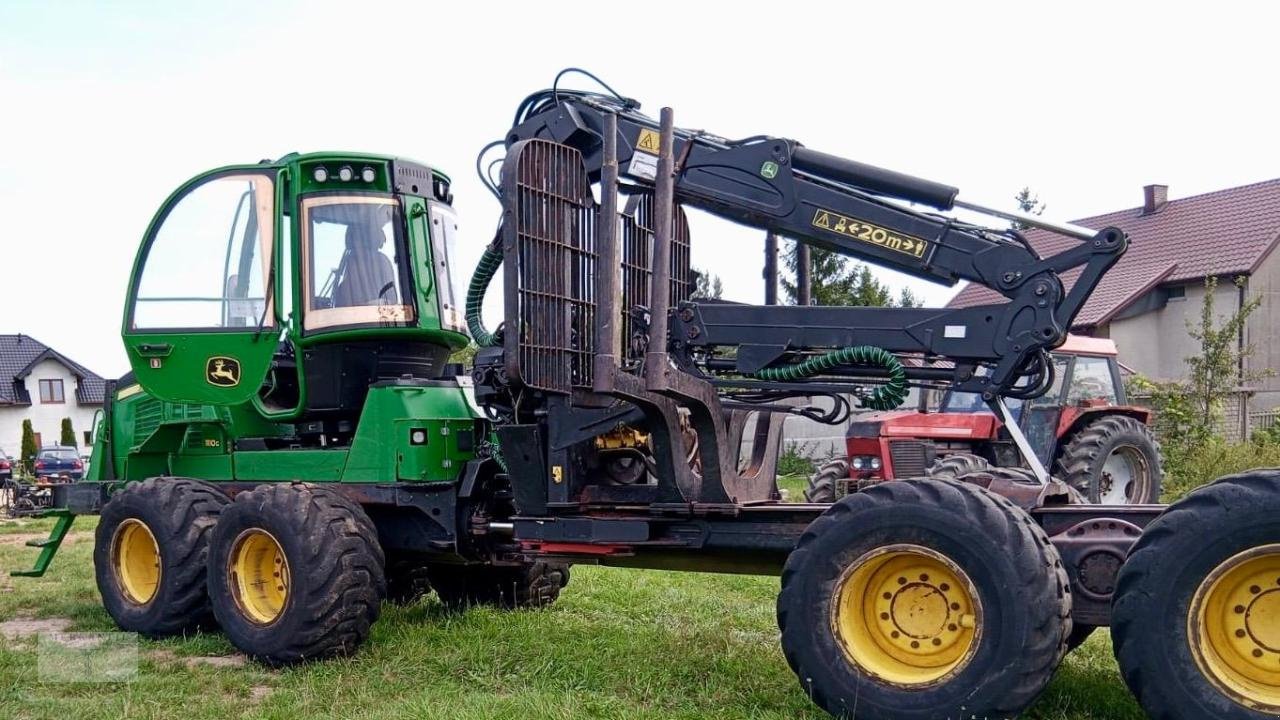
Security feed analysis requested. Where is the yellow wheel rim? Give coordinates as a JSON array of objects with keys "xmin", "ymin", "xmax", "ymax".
[
  {"xmin": 831, "ymin": 544, "xmax": 982, "ymax": 687},
  {"xmin": 111, "ymin": 519, "xmax": 161, "ymax": 605},
  {"xmin": 1190, "ymin": 544, "xmax": 1280, "ymax": 711},
  {"xmin": 228, "ymin": 529, "xmax": 290, "ymax": 625}
]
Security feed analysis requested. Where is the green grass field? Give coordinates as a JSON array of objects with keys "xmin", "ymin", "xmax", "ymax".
[{"xmin": 0, "ymin": 511, "xmax": 1146, "ymax": 720}]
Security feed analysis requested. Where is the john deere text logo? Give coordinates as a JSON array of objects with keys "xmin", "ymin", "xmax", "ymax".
[{"xmin": 206, "ymin": 357, "xmax": 241, "ymax": 387}]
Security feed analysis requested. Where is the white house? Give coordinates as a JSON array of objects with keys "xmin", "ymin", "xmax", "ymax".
[{"xmin": 0, "ymin": 334, "xmax": 106, "ymax": 461}]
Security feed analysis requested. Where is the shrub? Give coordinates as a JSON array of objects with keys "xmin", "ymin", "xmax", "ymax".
[
  {"xmin": 777, "ymin": 443, "xmax": 818, "ymax": 477},
  {"xmin": 1161, "ymin": 435, "xmax": 1280, "ymax": 502}
]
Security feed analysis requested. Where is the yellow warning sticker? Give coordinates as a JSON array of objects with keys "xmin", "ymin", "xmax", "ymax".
[
  {"xmin": 636, "ymin": 128, "xmax": 661, "ymax": 155},
  {"xmin": 811, "ymin": 209, "xmax": 929, "ymax": 259}
]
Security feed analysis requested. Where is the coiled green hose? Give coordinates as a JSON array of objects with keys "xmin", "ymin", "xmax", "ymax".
[
  {"xmin": 752, "ymin": 345, "xmax": 908, "ymax": 410},
  {"xmin": 467, "ymin": 243, "xmax": 503, "ymax": 347}
]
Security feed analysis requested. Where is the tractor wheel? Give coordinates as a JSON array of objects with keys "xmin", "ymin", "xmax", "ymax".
[
  {"xmin": 94, "ymin": 477, "xmax": 229, "ymax": 637},
  {"xmin": 777, "ymin": 478, "xmax": 1072, "ymax": 720},
  {"xmin": 207, "ymin": 483, "xmax": 385, "ymax": 666},
  {"xmin": 385, "ymin": 558, "xmax": 433, "ymax": 606},
  {"xmin": 926, "ymin": 452, "xmax": 990, "ymax": 481},
  {"xmin": 804, "ymin": 458, "xmax": 848, "ymax": 503},
  {"xmin": 1055, "ymin": 415, "xmax": 1163, "ymax": 504},
  {"xmin": 1113, "ymin": 469, "xmax": 1280, "ymax": 719},
  {"xmin": 426, "ymin": 561, "xmax": 570, "ymax": 611}
]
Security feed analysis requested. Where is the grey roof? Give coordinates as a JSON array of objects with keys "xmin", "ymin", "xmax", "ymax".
[{"xmin": 0, "ymin": 334, "xmax": 106, "ymax": 406}]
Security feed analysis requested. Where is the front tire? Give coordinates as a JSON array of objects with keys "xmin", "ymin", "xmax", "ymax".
[
  {"xmin": 207, "ymin": 484, "xmax": 386, "ymax": 666},
  {"xmin": 1113, "ymin": 469, "xmax": 1280, "ymax": 719},
  {"xmin": 804, "ymin": 458, "xmax": 848, "ymax": 503},
  {"xmin": 777, "ymin": 478, "xmax": 1071, "ymax": 720},
  {"xmin": 1056, "ymin": 415, "xmax": 1163, "ymax": 503},
  {"xmin": 94, "ymin": 478, "xmax": 229, "ymax": 637}
]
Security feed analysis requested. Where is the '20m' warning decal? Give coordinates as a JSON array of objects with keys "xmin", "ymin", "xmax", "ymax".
[{"xmin": 811, "ymin": 209, "xmax": 929, "ymax": 259}]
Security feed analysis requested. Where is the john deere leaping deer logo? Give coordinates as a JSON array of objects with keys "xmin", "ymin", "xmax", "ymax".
[{"xmin": 206, "ymin": 356, "xmax": 241, "ymax": 387}]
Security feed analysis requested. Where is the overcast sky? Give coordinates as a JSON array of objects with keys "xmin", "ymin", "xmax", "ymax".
[{"xmin": 2, "ymin": 1, "xmax": 1278, "ymax": 378}]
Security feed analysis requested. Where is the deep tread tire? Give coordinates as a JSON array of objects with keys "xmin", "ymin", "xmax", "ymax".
[
  {"xmin": 777, "ymin": 478, "xmax": 1072, "ymax": 720},
  {"xmin": 926, "ymin": 452, "xmax": 990, "ymax": 481},
  {"xmin": 804, "ymin": 458, "xmax": 848, "ymax": 503},
  {"xmin": 1055, "ymin": 415, "xmax": 1163, "ymax": 503},
  {"xmin": 385, "ymin": 559, "xmax": 433, "ymax": 606},
  {"xmin": 1113, "ymin": 469, "xmax": 1280, "ymax": 719},
  {"xmin": 207, "ymin": 483, "xmax": 386, "ymax": 666},
  {"xmin": 427, "ymin": 561, "xmax": 570, "ymax": 611},
  {"xmin": 94, "ymin": 477, "xmax": 229, "ymax": 637}
]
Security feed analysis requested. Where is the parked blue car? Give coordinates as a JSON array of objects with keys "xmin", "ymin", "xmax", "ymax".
[{"xmin": 34, "ymin": 446, "xmax": 83, "ymax": 481}]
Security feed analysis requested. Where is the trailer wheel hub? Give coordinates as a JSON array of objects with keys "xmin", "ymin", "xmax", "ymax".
[
  {"xmin": 1191, "ymin": 544, "xmax": 1280, "ymax": 710},
  {"xmin": 228, "ymin": 529, "xmax": 290, "ymax": 625},
  {"xmin": 832, "ymin": 544, "xmax": 981, "ymax": 687},
  {"xmin": 112, "ymin": 519, "xmax": 161, "ymax": 605}
]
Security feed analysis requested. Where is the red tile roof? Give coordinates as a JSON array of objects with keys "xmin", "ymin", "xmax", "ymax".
[{"xmin": 947, "ymin": 178, "xmax": 1280, "ymax": 327}]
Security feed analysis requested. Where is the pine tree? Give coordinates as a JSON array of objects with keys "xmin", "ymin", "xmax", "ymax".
[
  {"xmin": 691, "ymin": 268, "xmax": 724, "ymax": 299},
  {"xmin": 61, "ymin": 418, "xmax": 76, "ymax": 448},
  {"xmin": 1013, "ymin": 187, "xmax": 1046, "ymax": 230},
  {"xmin": 20, "ymin": 419, "xmax": 37, "ymax": 475}
]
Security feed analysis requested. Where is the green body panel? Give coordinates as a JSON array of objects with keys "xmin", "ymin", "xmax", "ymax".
[{"xmin": 89, "ymin": 382, "xmax": 478, "ymax": 486}]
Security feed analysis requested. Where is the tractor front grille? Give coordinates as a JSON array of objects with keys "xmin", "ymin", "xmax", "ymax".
[
  {"xmin": 502, "ymin": 140, "xmax": 598, "ymax": 393},
  {"xmin": 889, "ymin": 440, "xmax": 931, "ymax": 478}
]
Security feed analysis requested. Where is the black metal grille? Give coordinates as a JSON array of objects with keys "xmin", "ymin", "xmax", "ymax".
[
  {"xmin": 502, "ymin": 140, "xmax": 598, "ymax": 393},
  {"xmin": 889, "ymin": 440, "xmax": 930, "ymax": 477},
  {"xmin": 619, "ymin": 193, "xmax": 693, "ymax": 365}
]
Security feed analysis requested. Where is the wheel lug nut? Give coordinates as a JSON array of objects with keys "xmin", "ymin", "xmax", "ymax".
[
  {"xmin": 1251, "ymin": 585, "xmax": 1262, "ymax": 594},
  {"xmin": 1237, "ymin": 629, "xmax": 1248, "ymax": 638},
  {"xmin": 919, "ymin": 574, "xmax": 929, "ymax": 582},
  {"xmin": 1236, "ymin": 605, "xmax": 1247, "ymax": 614},
  {"xmin": 940, "ymin": 583, "xmax": 950, "ymax": 592}
]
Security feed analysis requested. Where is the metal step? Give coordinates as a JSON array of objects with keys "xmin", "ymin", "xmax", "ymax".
[{"xmin": 9, "ymin": 510, "xmax": 75, "ymax": 578}]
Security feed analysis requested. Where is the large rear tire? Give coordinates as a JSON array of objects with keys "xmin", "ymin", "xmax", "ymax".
[
  {"xmin": 926, "ymin": 452, "xmax": 990, "ymax": 481},
  {"xmin": 207, "ymin": 483, "xmax": 385, "ymax": 666},
  {"xmin": 426, "ymin": 561, "xmax": 570, "ymax": 611},
  {"xmin": 1055, "ymin": 415, "xmax": 1163, "ymax": 504},
  {"xmin": 777, "ymin": 478, "xmax": 1071, "ymax": 720},
  {"xmin": 94, "ymin": 477, "xmax": 229, "ymax": 637},
  {"xmin": 804, "ymin": 458, "xmax": 847, "ymax": 503},
  {"xmin": 1113, "ymin": 469, "xmax": 1280, "ymax": 719}
]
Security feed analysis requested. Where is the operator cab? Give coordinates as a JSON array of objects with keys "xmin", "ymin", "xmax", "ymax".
[{"xmin": 122, "ymin": 153, "xmax": 469, "ymax": 440}]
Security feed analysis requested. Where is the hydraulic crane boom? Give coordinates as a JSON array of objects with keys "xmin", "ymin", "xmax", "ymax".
[{"xmin": 498, "ymin": 88, "xmax": 1127, "ymax": 408}]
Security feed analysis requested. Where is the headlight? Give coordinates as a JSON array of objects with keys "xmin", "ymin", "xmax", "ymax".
[
  {"xmin": 338, "ymin": 165, "xmax": 354, "ymax": 182},
  {"xmin": 870, "ymin": 457, "xmax": 882, "ymax": 470},
  {"xmin": 313, "ymin": 166, "xmax": 328, "ymax": 182},
  {"xmin": 361, "ymin": 166, "xmax": 376, "ymax": 183},
  {"xmin": 851, "ymin": 457, "xmax": 864, "ymax": 470}
]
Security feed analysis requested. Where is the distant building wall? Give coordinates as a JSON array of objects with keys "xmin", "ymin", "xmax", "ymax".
[
  {"xmin": 0, "ymin": 359, "xmax": 101, "ymax": 459},
  {"xmin": 1244, "ymin": 249, "xmax": 1280, "ymax": 411},
  {"xmin": 1104, "ymin": 279, "xmax": 1238, "ymax": 384}
]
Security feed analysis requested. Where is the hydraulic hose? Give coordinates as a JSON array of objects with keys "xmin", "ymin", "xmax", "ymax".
[
  {"xmin": 752, "ymin": 346, "xmax": 908, "ymax": 411},
  {"xmin": 466, "ymin": 240, "xmax": 503, "ymax": 347}
]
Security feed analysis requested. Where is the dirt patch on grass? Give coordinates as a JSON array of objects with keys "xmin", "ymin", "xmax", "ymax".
[
  {"xmin": 149, "ymin": 648, "xmax": 250, "ymax": 670},
  {"xmin": 0, "ymin": 616, "xmax": 73, "ymax": 640},
  {"xmin": 249, "ymin": 685, "xmax": 272, "ymax": 703},
  {"xmin": 0, "ymin": 531, "xmax": 91, "ymax": 547}
]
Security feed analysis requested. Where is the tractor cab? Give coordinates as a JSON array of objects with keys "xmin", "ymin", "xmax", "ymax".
[{"xmin": 121, "ymin": 153, "xmax": 470, "ymax": 438}]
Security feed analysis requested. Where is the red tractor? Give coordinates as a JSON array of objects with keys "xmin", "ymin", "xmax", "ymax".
[{"xmin": 806, "ymin": 335, "xmax": 1163, "ymax": 504}]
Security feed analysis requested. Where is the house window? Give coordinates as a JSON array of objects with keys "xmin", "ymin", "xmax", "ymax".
[
  {"xmin": 1167, "ymin": 285, "xmax": 1186, "ymax": 301},
  {"xmin": 38, "ymin": 379, "xmax": 65, "ymax": 404}
]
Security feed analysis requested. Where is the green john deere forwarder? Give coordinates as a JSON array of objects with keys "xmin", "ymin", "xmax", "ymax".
[{"xmin": 15, "ymin": 73, "xmax": 1280, "ymax": 720}]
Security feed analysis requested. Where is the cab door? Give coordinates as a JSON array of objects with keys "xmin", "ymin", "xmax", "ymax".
[{"xmin": 122, "ymin": 169, "xmax": 282, "ymax": 405}]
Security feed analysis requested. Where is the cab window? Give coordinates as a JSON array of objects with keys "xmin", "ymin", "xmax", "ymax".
[
  {"xmin": 1067, "ymin": 356, "xmax": 1118, "ymax": 403},
  {"xmin": 429, "ymin": 204, "xmax": 466, "ymax": 334},
  {"xmin": 302, "ymin": 196, "xmax": 414, "ymax": 332},
  {"xmin": 131, "ymin": 174, "xmax": 274, "ymax": 329}
]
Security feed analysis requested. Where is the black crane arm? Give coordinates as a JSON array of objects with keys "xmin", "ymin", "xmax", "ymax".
[{"xmin": 504, "ymin": 91, "xmax": 1125, "ymax": 298}]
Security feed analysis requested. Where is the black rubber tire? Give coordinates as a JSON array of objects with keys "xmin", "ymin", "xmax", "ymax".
[
  {"xmin": 207, "ymin": 483, "xmax": 386, "ymax": 666},
  {"xmin": 1055, "ymin": 415, "xmax": 1163, "ymax": 504},
  {"xmin": 777, "ymin": 478, "xmax": 1072, "ymax": 720},
  {"xmin": 927, "ymin": 452, "xmax": 990, "ymax": 481},
  {"xmin": 385, "ymin": 559, "xmax": 433, "ymax": 606},
  {"xmin": 804, "ymin": 458, "xmax": 848, "ymax": 503},
  {"xmin": 94, "ymin": 477, "xmax": 229, "ymax": 638},
  {"xmin": 1113, "ymin": 469, "xmax": 1280, "ymax": 719},
  {"xmin": 427, "ymin": 561, "xmax": 570, "ymax": 611}
]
